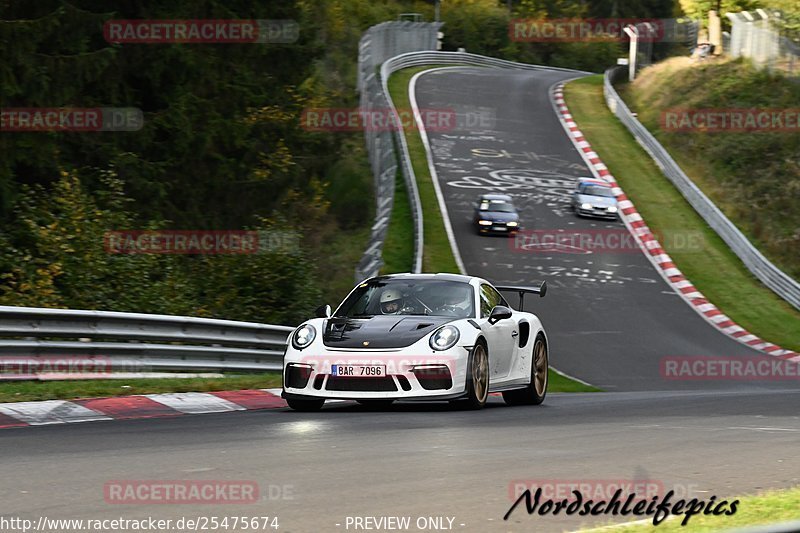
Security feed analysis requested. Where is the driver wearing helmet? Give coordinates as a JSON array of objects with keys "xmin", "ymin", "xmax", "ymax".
[
  {"xmin": 437, "ymin": 285, "xmax": 472, "ymax": 316},
  {"xmin": 379, "ymin": 288, "xmax": 405, "ymax": 314}
]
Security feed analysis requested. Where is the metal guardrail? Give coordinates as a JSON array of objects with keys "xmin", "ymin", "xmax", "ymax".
[
  {"xmin": 604, "ymin": 66, "xmax": 800, "ymax": 310},
  {"xmin": 381, "ymin": 50, "xmax": 583, "ymax": 73},
  {"xmin": 0, "ymin": 306, "xmax": 293, "ymax": 372}
]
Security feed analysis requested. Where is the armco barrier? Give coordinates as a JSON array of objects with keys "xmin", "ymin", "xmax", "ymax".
[
  {"xmin": 0, "ymin": 306, "xmax": 292, "ymax": 372},
  {"xmin": 604, "ymin": 65, "xmax": 800, "ymax": 311},
  {"xmin": 355, "ymin": 22, "xmax": 442, "ymax": 282}
]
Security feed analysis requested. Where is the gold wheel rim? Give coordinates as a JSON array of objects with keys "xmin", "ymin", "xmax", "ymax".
[
  {"xmin": 534, "ymin": 340, "xmax": 548, "ymax": 397},
  {"xmin": 472, "ymin": 345, "xmax": 489, "ymax": 402}
]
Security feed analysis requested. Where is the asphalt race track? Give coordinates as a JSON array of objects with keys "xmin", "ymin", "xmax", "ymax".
[
  {"xmin": 2, "ymin": 391, "xmax": 800, "ymax": 533},
  {"xmin": 2, "ymin": 67, "xmax": 798, "ymax": 533}
]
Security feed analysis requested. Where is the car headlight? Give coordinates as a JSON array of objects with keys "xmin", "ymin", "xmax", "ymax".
[
  {"xmin": 429, "ymin": 325, "xmax": 460, "ymax": 351},
  {"xmin": 607, "ymin": 206, "xmax": 618, "ymax": 213},
  {"xmin": 478, "ymin": 220, "xmax": 493, "ymax": 226},
  {"xmin": 581, "ymin": 203, "xmax": 592, "ymax": 210},
  {"xmin": 506, "ymin": 221, "xmax": 518, "ymax": 227},
  {"xmin": 292, "ymin": 324, "xmax": 316, "ymax": 350}
]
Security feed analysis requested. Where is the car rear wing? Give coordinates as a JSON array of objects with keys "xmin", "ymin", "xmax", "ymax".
[{"xmin": 495, "ymin": 282, "xmax": 547, "ymax": 311}]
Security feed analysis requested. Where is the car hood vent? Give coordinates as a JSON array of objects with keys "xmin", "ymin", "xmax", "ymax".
[{"xmin": 323, "ymin": 316, "xmax": 455, "ymax": 349}]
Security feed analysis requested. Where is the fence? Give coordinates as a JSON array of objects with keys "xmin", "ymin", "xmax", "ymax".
[
  {"xmin": 0, "ymin": 305, "xmax": 292, "ymax": 373},
  {"xmin": 605, "ymin": 66, "xmax": 800, "ymax": 311},
  {"xmin": 726, "ymin": 10, "xmax": 799, "ymax": 76},
  {"xmin": 355, "ymin": 21, "xmax": 443, "ymax": 282}
]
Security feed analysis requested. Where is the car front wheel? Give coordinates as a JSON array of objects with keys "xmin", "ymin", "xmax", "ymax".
[{"xmin": 453, "ymin": 342, "xmax": 489, "ymax": 410}]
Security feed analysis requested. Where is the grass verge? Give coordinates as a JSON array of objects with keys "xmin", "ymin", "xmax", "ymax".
[
  {"xmin": 548, "ymin": 371, "xmax": 601, "ymax": 393},
  {"xmin": 381, "ymin": 166, "xmax": 415, "ymax": 274},
  {"xmin": 580, "ymin": 486, "xmax": 800, "ymax": 532},
  {"xmin": 387, "ymin": 66, "xmax": 461, "ymax": 274},
  {"xmin": 564, "ymin": 76, "xmax": 800, "ymax": 352},
  {"xmin": 0, "ymin": 373, "xmax": 283, "ymax": 403}
]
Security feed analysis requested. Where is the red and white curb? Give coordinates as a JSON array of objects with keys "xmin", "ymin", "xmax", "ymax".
[
  {"xmin": 550, "ymin": 82, "xmax": 799, "ymax": 363},
  {"xmin": 0, "ymin": 388, "xmax": 288, "ymax": 429}
]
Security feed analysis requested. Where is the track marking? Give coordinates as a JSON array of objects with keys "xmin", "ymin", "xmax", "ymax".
[
  {"xmin": 726, "ymin": 426, "xmax": 799, "ymax": 433},
  {"xmin": 145, "ymin": 392, "xmax": 246, "ymax": 414},
  {"xmin": 551, "ymin": 366, "xmax": 596, "ymax": 388},
  {"xmin": 0, "ymin": 400, "xmax": 111, "ymax": 425}
]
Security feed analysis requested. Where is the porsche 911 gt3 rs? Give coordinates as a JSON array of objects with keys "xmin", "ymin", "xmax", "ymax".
[{"xmin": 282, "ymin": 273, "xmax": 549, "ymax": 411}]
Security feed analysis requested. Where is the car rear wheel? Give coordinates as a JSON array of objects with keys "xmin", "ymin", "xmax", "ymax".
[
  {"xmin": 503, "ymin": 334, "xmax": 548, "ymax": 406},
  {"xmin": 286, "ymin": 398, "xmax": 325, "ymax": 412},
  {"xmin": 453, "ymin": 342, "xmax": 489, "ymax": 410}
]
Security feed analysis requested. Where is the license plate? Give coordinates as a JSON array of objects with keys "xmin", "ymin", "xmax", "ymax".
[
  {"xmin": 331, "ymin": 365, "xmax": 386, "ymax": 378},
  {"xmin": 331, "ymin": 364, "xmax": 386, "ymax": 377}
]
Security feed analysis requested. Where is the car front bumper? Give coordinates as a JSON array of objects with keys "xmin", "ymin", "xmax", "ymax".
[
  {"xmin": 477, "ymin": 223, "xmax": 519, "ymax": 234},
  {"xmin": 577, "ymin": 206, "xmax": 619, "ymax": 219},
  {"xmin": 282, "ymin": 346, "xmax": 471, "ymax": 401}
]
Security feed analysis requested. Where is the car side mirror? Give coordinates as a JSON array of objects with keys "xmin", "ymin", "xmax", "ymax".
[
  {"xmin": 488, "ymin": 305, "xmax": 512, "ymax": 325},
  {"xmin": 315, "ymin": 304, "xmax": 331, "ymax": 318}
]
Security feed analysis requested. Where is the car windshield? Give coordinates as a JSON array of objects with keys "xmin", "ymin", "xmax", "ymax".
[
  {"xmin": 336, "ymin": 279, "xmax": 475, "ymax": 319},
  {"xmin": 479, "ymin": 200, "xmax": 515, "ymax": 213},
  {"xmin": 582, "ymin": 185, "xmax": 615, "ymax": 198}
]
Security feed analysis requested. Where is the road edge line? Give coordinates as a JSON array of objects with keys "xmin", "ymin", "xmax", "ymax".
[{"xmin": 409, "ymin": 67, "xmax": 470, "ymax": 275}]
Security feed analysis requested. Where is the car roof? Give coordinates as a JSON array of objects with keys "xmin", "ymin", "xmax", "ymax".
[
  {"xmin": 479, "ymin": 193, "xmax": 513, "ymax": 202},
  {"xmin": 366, "ymin": 273, "xmax": 478, "ymax": 285}
]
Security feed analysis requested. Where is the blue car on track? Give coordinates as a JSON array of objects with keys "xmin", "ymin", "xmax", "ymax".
[{"xmin": 473, "ymin": 194, "xmax": 521, "ymax": 235}]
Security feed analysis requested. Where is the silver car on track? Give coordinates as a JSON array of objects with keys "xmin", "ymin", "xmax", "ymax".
[{"xmin": 571, "ymin": 178, "xmax": 619, "ymax": 220}]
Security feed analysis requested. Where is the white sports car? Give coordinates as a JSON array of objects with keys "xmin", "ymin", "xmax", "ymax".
[{"xmin": 282, "ymin": 273, "xmax": 549, "ymax": 411}]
